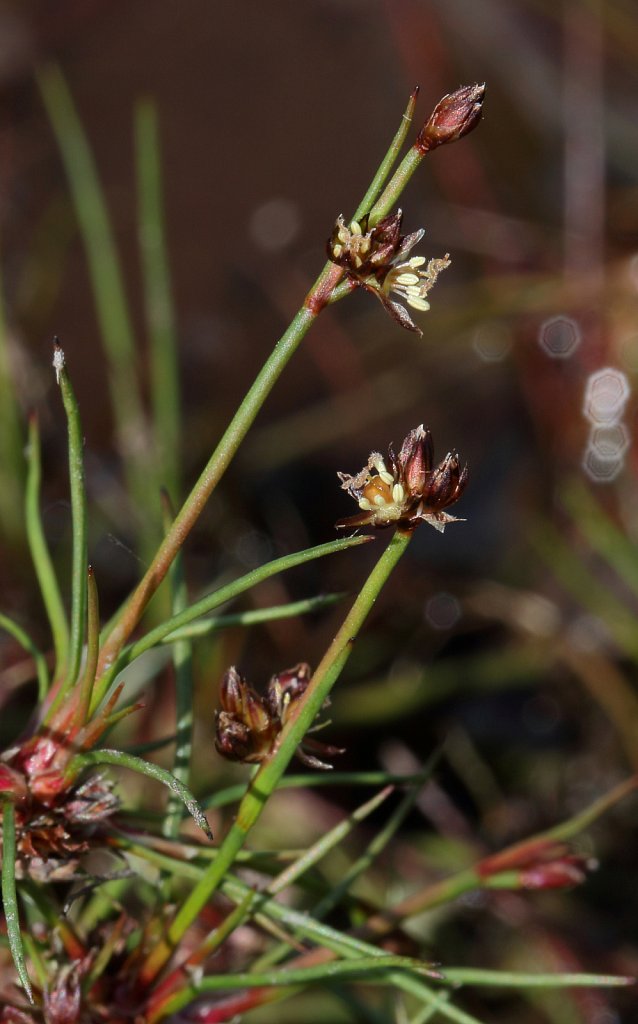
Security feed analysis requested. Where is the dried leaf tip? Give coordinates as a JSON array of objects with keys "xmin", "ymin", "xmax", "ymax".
[
  {"xmin": 336, "ymin": 425, "xmax": 468, "ymax": 533},
  {"xmin": 416, "ymin": 82, "xmax": 485, "ymax": 154},
  {"xmin": 52, "ymin": 339, "xmax": 65, "ymax": 385}
]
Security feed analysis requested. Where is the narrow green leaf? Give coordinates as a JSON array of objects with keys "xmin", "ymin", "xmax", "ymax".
[
  {"xmin": 136, "ymin": 101, "xmax": 180, "ymax": 499},
  {"xmin": 161, "ymin": 592, "xmax": 343, "ymax": 643},
  {"xmin": 37, "ymin": 65, "xmax": 156, "ymax": 550},
  {"xmin": 0, "ymin": 611, "xmax": 49, "ymax": 702},
  {"xmin": 25, "ymin": 413, "xmax": 68, "ymax": 682},
  {"xmin": 48, "ymin": 343, "xmax": 88, "ymax": 708},
  {"xmin": 93, "ymin": 535, "xmax": 372, "ymax": 711},
  {"xmin": 1, "ymin": 801, "xmax": 33, "ymax": 1003},
  {"xmin": 161, "ymin": 490, "xmax": 193, "ymax": 841},
  {"xmin": 156, "ymin": 955, "xmax": 436, "ymax": 1018},
  {"xmin": 204, "ymin": 771, "xmax": 430, "ymax": 809},
  {"xmin": 76, "ymin": 566, "xmax": 100, "ymax": 725},
  {"xmin": 443, "ymin": 968, "xmax": 634, "ymax": 988},
  {"xmin": 68, "ymin": 748, "xmax": 212, "ymax": 840}
]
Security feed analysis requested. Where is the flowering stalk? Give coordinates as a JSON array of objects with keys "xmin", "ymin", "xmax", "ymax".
[
  {"xmin": 140, "ymin": 528, "xmax": 413, "ymax": 986},
  {"xmin": 96, "ymin": 84, "xmax": 484, "ymax": 678}
]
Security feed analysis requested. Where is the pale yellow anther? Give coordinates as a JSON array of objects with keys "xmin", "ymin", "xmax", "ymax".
[
  {"xmin": 379, "ymin": 469, "xmax": 394, "ymax": 486},
  {"xmin": 359, "ymin": 497, "xmax": 373, "ymax": 511},
  {"xmin": 373, "ymin": 494, "xmax": 388, "ymax": 507},
  {"xmin": 407, "ymin": 296, "xmax": 430, "ymax": 312},
  {"xmin": 353, "ymin": 255, "xmax": 363, "ymax": 269},
  {"xmin": 333, "ymin": 244, "xmax": 343, "ymax": 258},
  {"xmin": 408, "ymin": 256, "xmax": 426, "ymax": 267},
  {"xmin": 395, "ymin": 272, "xmax": 420, "ymax": 285},
  {"xmin": 350, "ymin": 220, "xmax": 362, "ymax": 235},
  {"xmin": 337, "ymin": 226, "xmax": 350, "ymax": 244},
  {"xmin": 392, "ymin": 483, "xmax": 405, "ymax": 503}
]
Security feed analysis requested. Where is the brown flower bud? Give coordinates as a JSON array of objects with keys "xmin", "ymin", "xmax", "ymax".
[{"xmin": 416, "ymin": 83, "xmax": 485, "ymax": 154}]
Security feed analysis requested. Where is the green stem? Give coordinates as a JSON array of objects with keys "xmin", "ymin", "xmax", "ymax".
[
  {"xmin": 352, "ymin": 87, "xmax": 419, "ymax": 223},
  {"xmin": 25, "ymin": 414, "xmax": 68, "ymax": 683},
  {"xmin": 140, "ymin": 529, "xmax": 412, "ymax": 984},
  {"xmin": 369, "ymin": 146, "xmax": 425, "ymax": 227}
]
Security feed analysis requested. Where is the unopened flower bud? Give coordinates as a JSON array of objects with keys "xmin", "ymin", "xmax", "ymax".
[
  {"xmin": 518, "ymin": 856, "xmax": 592, "ymax": 891},
  {"xmin": 416, "ymin": 83, "xmax": 485, "ymax": 154}
]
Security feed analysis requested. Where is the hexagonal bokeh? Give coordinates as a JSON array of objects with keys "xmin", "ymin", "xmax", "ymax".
[
  {"xmin": 589, "ymin": 423, "xmax": 630, "ymax": 460},
  {"xmin": 582, "ymin": 445, "xmax": 625, "ymax": 483},
  {"xmin": 472, "ymin": 322, "xmax": 512, "ymax": 363},
  {"xmin": 583, "ymin": 367, "xmax": 631, "ymax": 425},
  {"xmin": 538, "ymin": 315, "xmax": 581, "ymax": 358}
]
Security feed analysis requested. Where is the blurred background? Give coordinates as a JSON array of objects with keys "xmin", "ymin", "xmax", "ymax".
[{"xmin": 0, "ymin": 1, "xmax": 637, "ymax": 1021}]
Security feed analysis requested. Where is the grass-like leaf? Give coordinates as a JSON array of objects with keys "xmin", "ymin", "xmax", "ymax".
[
  {"xmin": 25, "ymin": 413, "xmax": 68, "ymax": 684},
  {"xmin": 352, "ymin": 86, "xmax": 420, "ymax": 223},
  {"xmin": 47, "ymin": 343, "xmax": 87, "ymax": 709},
  {"xmin": 0, "ymin": 612, "xmax": 49, "ymax": 703},
  {"xmin": 67, "ymin": 748, "xmax": 212, "ymax": 840},
  {"xmin": 161, "ymin": 592, "xmax": 343, "ymax": 643},
  {"xmin": 1, "ymin": 801, "xmax": 33, "ymax": 1003},
  {"xmin": 92, "ymin": 534, "xmax": 372, "ymax": 710},
  {"xmin": 136, "ymin": 101, "xmax": 180, "ymax": 500},
  {"xmin": 443, "ymin": 968, "xmax": 634, "ymax": 988},
  {"xmin": 37, "ymin": 65, "xmax": 156, "ymax": 549}
]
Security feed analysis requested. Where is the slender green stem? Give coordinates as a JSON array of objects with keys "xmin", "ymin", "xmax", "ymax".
[
  {"xmin": 368, "ymin": 146, "xmax": 425, "ymax": 227},
  {"xmin": 92, "ymin": 535, "xmax": 371, "ymax": 711},
  {"xmin": 46, "ymin": 345, "xmax": 87, "ymax": 711},
  {"xmin": 25, "ymin": 414, "xmax": 68, "ymax": 682},
  {"xmin": 140, "ymin": 529, "xmax": 411, "ymax": 984},
  {"xmin": 1, "ymin": 801, "xmax": 33, "ymax": 1003},
  {"xmin": 0, "ymin": 612, "xmax": 49, "ymax": 702},
  {"xmin": 352, "ymin": 87, "xmax": 420, "ymax": 223},
  {"xmin": 136, "ymin": 100, "xmax": 180, "ymax": 499},
  {"xmin": 76, "ymin": 567, "xmax": 99, "ymax": 724}
]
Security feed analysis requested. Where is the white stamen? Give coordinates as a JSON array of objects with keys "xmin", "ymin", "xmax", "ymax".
[{"xmin": 392, "ymin": 483, "xmax": 405, "ymax": 503}]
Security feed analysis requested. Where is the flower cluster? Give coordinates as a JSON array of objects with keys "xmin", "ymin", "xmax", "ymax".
[
  {"xmin": 336, "ymin": 424, "xmax": 468, "ymax": 533},
  {"xmin": 215, "ymin": 664, "xmax": 342, "ymax": 770},
  {"xmin": 327, "ymin": 209, "xmax": 450, "ymax": 334}
]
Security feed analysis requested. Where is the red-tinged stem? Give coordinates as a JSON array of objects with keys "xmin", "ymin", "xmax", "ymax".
[{"xmin": 96, "ymin": 263, "xmax": 344, "ymax": 677}]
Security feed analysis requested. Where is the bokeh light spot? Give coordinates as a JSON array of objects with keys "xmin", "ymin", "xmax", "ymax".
[
  {"xmin": 582, "ymin": 446, "xmax": 624, "ymax": 483},
  {"xmin": 589, "ymin": 423, "xmax": 630, "ymax": 460},
  {"xmin": 249, "ymin": 197, "xmax": 300, "ymax": 252},
  {"xmin": 582, "ymin": 367, "xmax": 630, "ymax": 425},
  {"xmin": 538, "ymin": 315, "xmax": 581, "ymax": 358},
  {"xmin": 472, "ymin": 322, "xmax": 512, "ymax": 363}
]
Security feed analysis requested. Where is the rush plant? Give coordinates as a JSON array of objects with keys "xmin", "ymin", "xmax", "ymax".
[{"xmin": 0, "ymin": 72, "xmax": 633, "ymax": 1024}]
